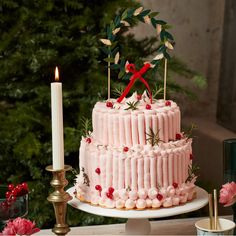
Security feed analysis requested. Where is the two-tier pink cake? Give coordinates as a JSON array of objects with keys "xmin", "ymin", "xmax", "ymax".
[{"xmin": 75, "ymin": 91, "xmax": 196, "ymax": 210}]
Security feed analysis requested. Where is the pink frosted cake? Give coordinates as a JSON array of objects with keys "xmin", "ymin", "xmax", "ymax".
[{"xmin": 75, "ymin": 92, "xmax": 196, "ymax": 210}]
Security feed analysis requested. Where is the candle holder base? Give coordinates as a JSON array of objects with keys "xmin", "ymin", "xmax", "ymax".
[{"xmin": 46, "ymin": 165, "xmax": 72, "ymax": 236}]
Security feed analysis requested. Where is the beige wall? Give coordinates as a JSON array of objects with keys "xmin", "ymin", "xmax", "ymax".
[{"xmin": 133, "ymin": 0, "xmax": 225, "ymax": 117}]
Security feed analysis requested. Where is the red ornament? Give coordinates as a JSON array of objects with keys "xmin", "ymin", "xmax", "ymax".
[
  {"xmin": 95, "ymin": 185, "xmax": 102, "ymax": 192},
  {"xmin": 173, "ymin": 182, "xmax": 178, "ymax": 189},
  {"xmin": 106, "ymin": 101, "xmax": 113, "ymax": 108},
  {"xmin": 176, "ymin": 133, "xmax": 182, "ymax": 140},
  {"xmin": 123, "ymin": 146, "xmax": 129, "ymax": 152},
  {"xmin": 106, "ymin": 192, "xmax": 113, "ymax": 200},
  {"xmin": 86, "ymin": 137, "xmax": 91, "ymax": 144},
  {"xmin": 8, "ymin": 184, "xmax": 14, "ymax": 191},
  {"xmin": 146, "ymin": 104, "xmax": 151, "ymax": 110},
  {"xmin": 137, "ymin": 94, "xmax": 142, "ymax": 100},
  {"xmin": 21, "ymin": 182, "xmax": 28, "ymax": 191},
  {"xmin": 157, "ymin": 194, "xmax": 163, "ymax": 201},
  {"xmin": 165, "ymin": 101, "xmax": 171, "ymax": 106},
  {"xmin": 95, "ymin": 168, "xmax": 101, "ymax": 175},
  {"xmin": 108, "ymin": 187, "xmax": 114, "ymax": 194},
  {"xmin": 190, "ymin": 154, "xmax": 193, "ymax": 160}
]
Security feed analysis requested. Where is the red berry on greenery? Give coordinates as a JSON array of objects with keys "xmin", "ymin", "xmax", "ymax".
[
  {"xmin": 106, "ymin": 192, "xmax": 113, "ymax": 200},
  {"xmin": 86, "ymin": 138, "xmax": 91, "ymax": 144},
  {"xmin": 8, "ymin": 184, "xmax": 14, "ymax": 191},
  {"xmin": 9, "ymin": 195, "xmax": 16, "ymax": 203},
  {"xmin": 21, "ymin": 182, "xmax": 28, "ymax": 191},
  {"xmin": 5, "ymin": 191, "xmax": 11, "ymax": 199},
  {"xmin": 95, "ymin": 168, "xmax": 101, "ymax": 175},
  {"xmin": 146, "ymin": 104, "xmax": 151, "ymax": 110},
  {"xmin": 137, "ymin": 94, "xmax": 142, "ymax": 100},
  {"xmin": 157, "ymin": 194, "xmax": 163, "ymax": 201},
  {"xmin": 95, "ymin": 185, "xmax": 102, "ymax": 192},
  {"xmin": 176, "ymin": 133, "xmax": 182, "ymax": 140},
  {"xmin": 190, "ymin": 154, "xmax": 193, "ymax": 160},
  {"xmin": 1, "ymin": 201, "xmax": 8, "ymax": 209},
  {"xmin": 165, "ymin": 101, "xmax": 171, "ymax": 106},
  {"xmin": 108, "ymin": 187, "xmax": 114, "ymax": 194},
  {"xmin": 173, "ymin": 182, "xmax": 178, "ymax": 189},
  {"xmin": 106, "ymin": 101, "xmax": 113, "ymax": 108},
  {"xmin": 15, "ymin": 184, "xmax": 23, "ymax": 194},
  {"xmin": 123, "ymin": 146, "xmax": 129, "ymax": 152},
  {"xmin": 11, "ymin": 188, "xmax": 18, "ymax": 197}
]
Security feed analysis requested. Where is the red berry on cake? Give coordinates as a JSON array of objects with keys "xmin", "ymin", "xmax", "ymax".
[
  {"xmin": 106, "ymin": 101, "xmax": 113, "ymax": 108},
  {"xmin": 95, "ymin": 185, "xmax": 102, "ymax": 191},
  {"xmin": 106, "ymin": 192, "xmax": 113, "ymax": 200},
  {"xmin": 190, "ymin": 154, "xmax": 193, "ymax": 160},
  {"xmin": 165, "ymin": 100, "xmax": 171, "ymax": 106},
  {"xmin": 137, "ymin": 94, "xmax": 142, "ymax": 100},
  {"xmin": 123, "ymin": 146, "xmax": 129, "ymax": 152},
  {"xmin": 173, "ymin": 182, "xmax": 178, "ymax": 189},
  {"xmin": 146, "ymin": 104, "xmax": 151, "ymax": 110},
  {"xmin": 95, "ymin": 168, "xmax": 101, "ymax": 175},
  {"xmin": 108, "ymin": 187, "xmax": 114, "ymax": 194},
  {"xmin": 86, "ymin": 137, "xmax": 91, "ymax": 143},
  {"xmin": 8, "ymin": 184, "xmax": 14, "ymax": 191},
  {"xmin": 157, "ymin": 194, "xmax": 163, "ymax": 201},
  {"xmin": 176, "ymin": 133, "xmax": 182, "ymax": 140}
]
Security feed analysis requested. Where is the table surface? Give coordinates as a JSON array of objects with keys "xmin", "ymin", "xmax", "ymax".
[{"xmin": 35, "ymin": 215, "xmax": 232, "ymax": 235}]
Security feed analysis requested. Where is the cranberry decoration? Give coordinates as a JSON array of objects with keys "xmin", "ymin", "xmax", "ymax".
[
  {"xmin": 165, "ymin": 100, "xmax": 171, "ymax": 106},
  {"xmin": 95, "ymin": 185, "xmax": 102, "ymax": 192},
  {"xmin": 95, "ymin": 168, "xmax": 101, "ymax": 175},
  {"xmin": 157, "ymin": 194, "xmax": 163, "ymax": 201},
  {"xmin": 173, "ymin": 182, "xmax": 178, "ymax": 189},
  {"xmin": 106, "ymin": 192, "xmax": 113, "ymax": 200},
  {"xmin": 106, "ymin": 101, "xmax": 113, "ymax": 108},
  {"xmin": 108, "ymin": 187, "xmax": 114, "ymax": 194},
  {"xmin": 86, "ymin": 137, "xmax": 91, "ymax": 143},
  {"xmin": 176, "ymin": 133, "xmax": 182, "ymax": 140},
  {"xmin": 190, "ymin": 154, "xmax": 193, "ymax": 160},
  {"xmin": 123, "ymin": 146, "xmax": 129, "ymax": 152},
  {"xmin": 146, "ymin": 104, "xmax": 151, "ymax": 110},
  {"xmin": 137, "ymin": 94, "xmax": 142, "ymax": 100}
]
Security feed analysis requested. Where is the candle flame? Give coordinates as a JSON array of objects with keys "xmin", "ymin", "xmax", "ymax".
[{"xmin": 55, "ymin": 67, "xmax": 59, "ymax": 82}]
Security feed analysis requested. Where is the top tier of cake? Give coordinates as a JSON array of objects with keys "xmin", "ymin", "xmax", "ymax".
[{"xmin": 92, "ymin": 92, "xmax": 181, "ymax": 147}]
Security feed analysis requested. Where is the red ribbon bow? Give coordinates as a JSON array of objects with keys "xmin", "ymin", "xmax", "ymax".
[{"xmin": 117, "ymin": 63, "xmax": 152, "ymax": 103}]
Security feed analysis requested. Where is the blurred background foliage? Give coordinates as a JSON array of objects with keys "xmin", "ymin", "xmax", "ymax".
[{"xmin": 0, "ymin": 0, "xmax": 205, "ymax": 228}]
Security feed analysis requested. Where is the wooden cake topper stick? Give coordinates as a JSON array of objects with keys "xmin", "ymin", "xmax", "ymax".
[
  {"xmin": 164, "ymin": 58, "xmax": 167, "ymax": 101},
  {"xmin": 108, "ymin": 55, "xmax": 111, "ymax": 100}
]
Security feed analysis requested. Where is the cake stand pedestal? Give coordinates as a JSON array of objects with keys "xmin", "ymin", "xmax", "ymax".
[{"xmin": 67, "ymin": 186, "xmax": 208, "ymax": 235}]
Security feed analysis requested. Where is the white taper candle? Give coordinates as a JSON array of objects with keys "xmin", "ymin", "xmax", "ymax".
[{"xmin": 51, "ymin": 67, "xmax": 64, "ymax": 170}]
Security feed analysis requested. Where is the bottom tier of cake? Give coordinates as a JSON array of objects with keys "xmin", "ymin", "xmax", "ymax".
[{"xmin": 75, "ymin": 137, "xmax": 196, "ymax": 210}]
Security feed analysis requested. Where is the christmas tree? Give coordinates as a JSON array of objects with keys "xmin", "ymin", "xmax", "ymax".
[{"xmin": 0, "ymin": 0, "xmax": 205, "ymax": 228}]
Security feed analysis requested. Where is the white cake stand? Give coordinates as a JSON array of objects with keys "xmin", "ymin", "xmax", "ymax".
[{"xmin": 67, "ymin": 186, "xmax": 208, "ymax": 235}]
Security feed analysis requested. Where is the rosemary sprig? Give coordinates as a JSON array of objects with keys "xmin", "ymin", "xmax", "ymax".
[
  {"xmin": 152, "ymin": 86, "xmax": 164, "ymax": 99},
  {"xmin": 80, "ymin": 117, "xmax": 92, "ymax": 138},
  {"xmin": 112, "ymin": 86, "xmax": 124, "ymax": 97},
  {"xmin": 183, "ymin": 123, "xmax": 197, "ymax": 140},
  {"xmin": 146, "ymin": 127, "xmax": 163, "ymax": 146},
  {"xmin": 125, "ymin": 101, "xmax": 139, "ymax": 111},
  {"xmin": 185, "ymin": 164, "xmax": 200, "ymax": 183}
]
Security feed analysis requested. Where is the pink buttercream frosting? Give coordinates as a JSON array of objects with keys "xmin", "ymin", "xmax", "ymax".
[
  {"xmin": 136, "ymin": 199, "xmax": 147, "ymax": 209},
  {"xmin": 125, "ymin": 199, "xmax": 136, "ymax": 209},
  {"xmin": 138, "ymin": 189, "xmax": 148, "ymax": 199}
]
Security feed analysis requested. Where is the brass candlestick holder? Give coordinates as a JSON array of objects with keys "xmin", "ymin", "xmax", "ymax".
[{"xmin": 46, "ymin": 165, "xmax": 72, "ymax": 236}]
